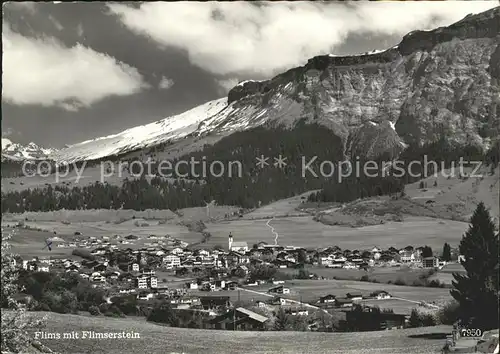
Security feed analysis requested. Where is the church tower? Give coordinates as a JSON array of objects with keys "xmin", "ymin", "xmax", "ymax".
[{"xmin": 228, "ymin": 232, "xmax": 233, "ymax": 251}]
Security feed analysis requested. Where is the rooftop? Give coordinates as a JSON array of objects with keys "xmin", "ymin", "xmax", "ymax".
[{"xmin": 236, "ymin": 307, "xmax": 268, "ymax": 323}]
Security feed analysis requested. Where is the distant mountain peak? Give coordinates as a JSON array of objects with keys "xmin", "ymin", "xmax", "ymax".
[{"xmin": 1, "ymin": 138, "xmax": 57, "ymax": 161}]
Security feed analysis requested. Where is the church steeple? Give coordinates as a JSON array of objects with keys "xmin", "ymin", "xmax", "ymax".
[{"xmin": 228, "ymin": 232, "xmax": 233, "ymax": 251}]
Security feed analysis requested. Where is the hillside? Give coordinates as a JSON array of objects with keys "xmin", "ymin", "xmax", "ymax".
[
  {"xmin": 31, "ymin": 312, "xmax": 452, "ymax": 354},
  {"xmin": 313, "ymin": 166, "xmax": 500, "ymax": 227},
  {"xmin": 45, "ymin": 7, "xmax": 499, "ymax": 164}
]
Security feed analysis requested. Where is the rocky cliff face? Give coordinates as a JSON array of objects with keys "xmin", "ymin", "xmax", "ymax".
[
  {"xmin": 223, "ymin": 7, "xmax": 500, "ymax": 157},
  {"xmin": 52, "ymin": 7, "xmax": 500, "ymax": 164}
]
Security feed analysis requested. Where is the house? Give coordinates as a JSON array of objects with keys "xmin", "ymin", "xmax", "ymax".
[
  {"xmin": 335, "ymin": 298, "xmax": 353, "ymax": 308},
  {"xmin": 328, "ymin": 261, "xmax": 345, "ymax": 268},
  {"xmin": 225, "ymin": 281, "xmax": 238, "ymax": 291},
  {"xmin": 141, "ymin": 268, "xmax": 155, "ymax": 276},
  {"xmin": 236, "ymin": 265, "xmax": 249, "ymax": 275},
  {"xmin": 163, "ymin": 254, "xmax": 181, "ymax": 268},
  {"xmin": 91, "ymin": 272, "xmax": 105, "ymax": 283},
  {"xmin": 226, "ymin": 251, "xmax": 250, "ymax": 265},
  {"xmin": 206, "ymin": 307, "xmax": 268, "ymax": 330},
  {"xmin": 346, "ymin": 292, "xmax": 363, "ymax": 301},
  {"xmin": 131, "ymin": 263, "xmax": 140, "ymax": 272},
  {"xmin": 371, "ymin": 247, "xmax": 381, "ymax": 253},
  {"xmin": 345, "ymin": 307, "xmax": 406, "ymax": 331},
  {"xmin": 269, "ymin": 297, "xmax": 288, "ymax": 306},
  {"xmin": 319, "ymin": 294, "xmax": 336, "ymax": 304},
  {"xmin": 171, "ymin": 247, "xmax": 184, "ymax": 255},
  {"xmin": 255, "ymin": 300, "xmax": 267, "ymax": 308},
  {"xmin": 199, "ymin": 296, "xmax": 231, "ymax": 311},
  {"xmin": 268, "ymin": 285, "xmax": 290, "ymax": 295},
  {"xmin": 38, "ymin": 265, "xmax": 50, "ymax": 272},
  {"xmin": 185, "ymin": 281, "xmax": 199, "ymax": 290},
  {"xmin": 370, "ymin": 290, "xmax": 392, "ymax": 300},
  {"xmin": 136, "ymin": 291, "xmax": 155, "ymax": 301},
  {"xmin": 135, "ymin": 275, "xmax": 157, "ymax": 289},
  {"xmin": 399, "ymin": 251, "xmax": 416, "ymax": 263},
  {"xmin": 284, "ymin": 306, "xmax": 309, "ymax": 316},
  {"xmin": 422, "ymin": 257, "xmax": 439, "ymax": 268},
  {"xmin": 272, "ymin": 259, "xmax": 293, "ymax": 269}
]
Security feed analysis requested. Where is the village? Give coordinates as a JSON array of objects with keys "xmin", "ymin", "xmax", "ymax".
[{"xmin": 12, "ymin": 228, "xmax": 459, "ymax": 332}]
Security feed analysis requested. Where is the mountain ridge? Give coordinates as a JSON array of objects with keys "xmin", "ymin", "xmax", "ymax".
[
  {"xmin": 1, "ymin": 138, "xmax": 57, "ymax": 161},
  {"xmin": 37, "ymin": 7, "xmax": 500, "ymax": 164}
]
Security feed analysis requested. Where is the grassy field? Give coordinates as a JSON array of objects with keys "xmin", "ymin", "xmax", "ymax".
[
  {"xmin": 29, "ymin": 311, "xmax": 452, "ymax": 353},
  {"xmin": 282, "ymin": 265, "xmax": 431, "ymax": 284},
  {"xmin": 203, "ymin": 215, "xmax": 468, "ymax": 249},
  {"xmin": 242, "ymin": 279, "xmax": 452, "ymax": 315},
  {"xmin": 428, "ymin": 263, "xmax": 466, "ymax": 285},
  {"xmin": 2, "ymin": 221, "xmax": 202, "ymax": 258}
]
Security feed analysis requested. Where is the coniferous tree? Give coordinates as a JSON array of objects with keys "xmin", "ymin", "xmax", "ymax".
[
  {"xmin": 441, "ymin": 243, "xmax": 452, "ymax": 262},
  {"xmin": 450, "ymin": 202, "xmax": 499, "ymax": 330},
  {"xmin": 421, "ymin": 246, "xmax": 433, "ymax": 258},
  {"xmin": 273, "ymin": 307, "xmax": 290, "ymax": 331}
]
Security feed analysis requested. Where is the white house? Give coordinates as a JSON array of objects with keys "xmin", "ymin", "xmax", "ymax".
[
  {"xmin": 163, "ymin": 254, "xmax": 181, "ymax": 268},
  {"xmin": 171, "ymin": 247, "xmax": 184, "ymax": 255},
  {"xmin": 269, "ymin": 285, "xmax": 290, "ymax": 295},
  {"xmin": 399, "ymin": 251, "xmax": 416, "ymax": 263}
]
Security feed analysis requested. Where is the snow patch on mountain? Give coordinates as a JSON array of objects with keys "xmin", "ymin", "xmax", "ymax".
[
  {"xmin": 52, "ymin": 98, "xmax": 233, "ymax": 163},
  {"xmin": 2, "ymin": 138, "xmax": 57, "ymax": 161}
]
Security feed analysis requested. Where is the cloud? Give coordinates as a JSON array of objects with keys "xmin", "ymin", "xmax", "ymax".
[
  {"xmin": 2, "ymin": 24, "xmax": 148, "ymax": 111},
  {"xmin": 108, "ymin": 1, "xmax": 498, "ymax": 78},
  {"xmin": 215, "ymin": 78, "xmax": 239, "ymax": 95},
  {"xmin": 1, "ymin": 127, "xmax": 14, "ymax": 138},
  {"xmin": 5, "ymin": 2, "xmax": 37, "ymax": 14},
  {"xmin": 158, "ymin": 76, "xmax": 174, "ymax": 90}
]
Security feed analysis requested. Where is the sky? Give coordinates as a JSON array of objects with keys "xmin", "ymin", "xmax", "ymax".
[{"xmin": 2, "ymin": 1, "xmax": 498, "ymax": 148}]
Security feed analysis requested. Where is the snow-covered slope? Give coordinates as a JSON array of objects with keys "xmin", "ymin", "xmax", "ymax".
[
  {"xmin": 1, "ymin": 138, "xmax": 57, "ymax": 161},
  {"xmin": 52, "ymin": 7, "xmax": 499, "ymax": 164},
  {"xmin": 51, "ymin": 98, "xmax": 232, "ymax": 162}
]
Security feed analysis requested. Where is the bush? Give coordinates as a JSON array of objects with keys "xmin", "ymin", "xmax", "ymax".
[
  {"xmin": 88, "ymin": 306, "xmax": 100, "ymax": 316},
  {"xmin": 408, "ymin": 308, "xmax": 437, "ymax": 327},
  {"xmin": 71, "ymin": 248, "xmax": 95, "ymax": 260},
  {"xmin": 421, "ymin": 313, "xmax": 437, "ymax": 326},
  {"xmin": 394, "ymin": 278, "xmax": 407, "ymax": 286},
  {"xmin": 437, "ymin": 300, "xmax": 460, "ymax": 325},
  {"xmin": 359, "ymin": 275, "xmax": 370, "ymax": 282}
]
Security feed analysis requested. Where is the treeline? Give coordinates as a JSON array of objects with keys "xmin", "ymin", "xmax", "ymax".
[
  {"xmin": 2, "ymin": 125, "xmax": 498, "ymax": 212},
  {"xmin": 15, "ymin": 270, "xmax": 106, "ymax": 314}
]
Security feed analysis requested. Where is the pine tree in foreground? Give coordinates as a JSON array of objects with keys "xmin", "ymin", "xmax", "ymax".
[{"xmin": 450, "ymin": 202, "xmax": 499, "ymax": 330}]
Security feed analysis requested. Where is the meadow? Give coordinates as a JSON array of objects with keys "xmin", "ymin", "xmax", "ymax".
[
  {"xmin": 282, "ymin": 265, "xmax": 431, "ymax": 284},
  {"xmin": 242, "ymin": 279, "xmax": 452, "ymax": 315},
  {"xmin": 203, "ymin": 215, "xmax": 469, "ymax": 249},
  {"xmin": 30, "ymin": 311, "xmax": 453, "ymax": 354}
]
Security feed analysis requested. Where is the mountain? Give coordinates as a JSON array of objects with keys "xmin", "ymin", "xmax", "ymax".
[
  {"xmin": 1, "ymin": 138, "xmax": 57, "ymax": 161},
  {"xmin": 51, "ymin": 7, "xmax": 500, "ymax": 164}
]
